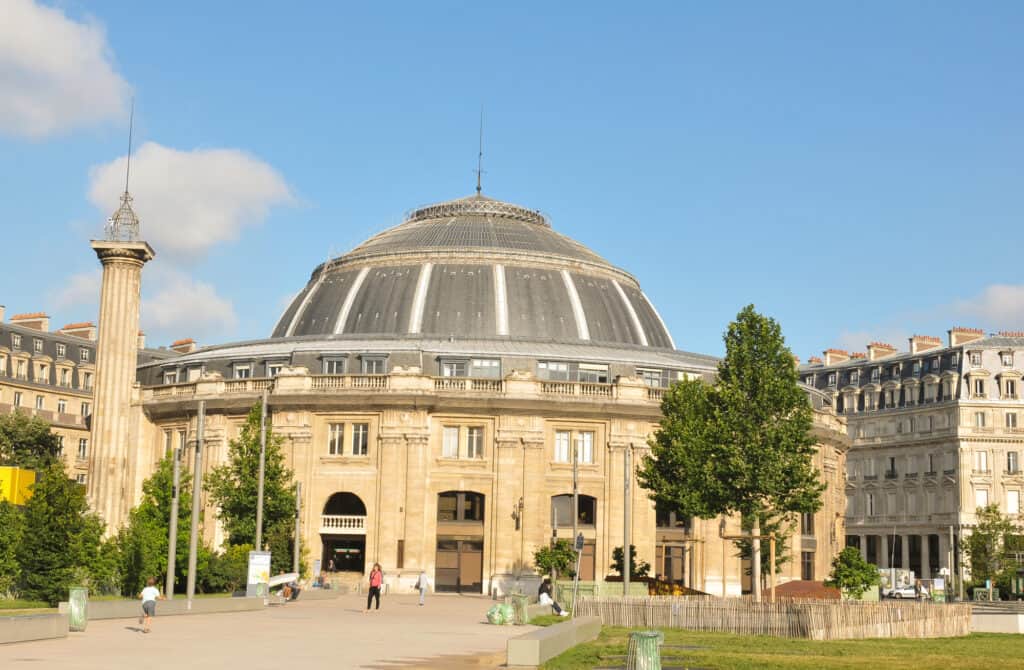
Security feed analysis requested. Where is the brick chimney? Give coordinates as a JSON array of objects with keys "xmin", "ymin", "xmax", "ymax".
[
  {"xmin": 60, "ymin": 322, "xmax": 97, "ymax": 341},
  {"xmin": 867, "ymin": 342, "xmax": 898, "ymax": 361},
  {"xmin": 850, "ymin": 352, "xmax": 867, "ymax": 360},
  {"xmin": 908, "ymin": 334, "xmax": 942, "ymax": 354},
  {"xmin": 823, "ymin": 349, "xmax": 849, "ymax": 366},
  {"xmin": 0, "ymin": 305, "xmax": 5, "ymax": 322},
  {"xmin": 171, "ymin": 338, "xmax": 197, "ymax": 354},
  {"xmin": 998, "ymin": 330, "xmax": 1024, "ymax": 338},
  {"xmin": 10, "ymin": 312, "xmax": 49, "ymax": 332},
  {"xmin": 137, "ymin": 331, "xmax": 146, "ymax": 350},
  {"xmin": 808, "ymin": 356, "xmax": 823, "ymax": 365},
  {"xmin": 948, "ymin": 327, "xmax": 984, "ymax": 347}
]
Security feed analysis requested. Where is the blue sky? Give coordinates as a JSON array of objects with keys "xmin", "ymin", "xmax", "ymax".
[{"xmin": 1, "ymin": 1, "xmax": 1022, "ymax": 359}]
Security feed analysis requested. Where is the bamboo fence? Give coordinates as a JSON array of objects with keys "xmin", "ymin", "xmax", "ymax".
[{"xmin": 574, "ymin": 596, "xmax": 972, "ymax": 640}]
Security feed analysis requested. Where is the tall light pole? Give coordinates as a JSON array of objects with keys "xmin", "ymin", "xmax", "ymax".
[
  {"xmin": 255, "ymin": 388, "xmax": 268, "ymax": 550},
  {"xmin": 186, "ymin": 400, "xmax": 205, "ymax": 608},
  {"xmin": 165, "ymin": 443, "xmax": 181, "ymax": 599},
  {"xmin": 293, "ymin": 481, "xmax": 302, "ymax": 574},
  {"xmin": 623, "ymin": 444, "xmax": 632, "ymax": 596},
  {"xmin": 572, "ymin": 435, "xmax": 579, "ymax": 543}
]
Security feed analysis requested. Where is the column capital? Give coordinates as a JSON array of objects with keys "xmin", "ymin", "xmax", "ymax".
[{"xmin": 91, "ymin": 240, "xmax": 155, "ymax": 264}]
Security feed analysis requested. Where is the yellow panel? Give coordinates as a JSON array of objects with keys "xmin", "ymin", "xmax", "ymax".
[{"xmin": 0, "ymin": 467, "xmax": 37, "ymax": 505}]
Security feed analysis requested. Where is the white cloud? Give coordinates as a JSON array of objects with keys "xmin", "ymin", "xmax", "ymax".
[
  {"xmin": 954, "ymin": 284, "xmax": 1024, "ymax": 328},
  {"xmin": 50, "ymin": 265, "xmax": 238, "ymax": 344},
  {"xmin": 140, "ymin": 267, "xmax": 238, "ymax": 341},
  {"xmin": 0, "ymin": 0, "xmax": 130, "ymax": 138},
  {"xmin": 88, "ymin": 142, "xmax": 294, "ymax": 259}
]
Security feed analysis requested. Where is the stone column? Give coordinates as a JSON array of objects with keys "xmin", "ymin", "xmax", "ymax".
[
  {"xmin": 921, "ymin": 534, "xmax": 930, "ymax": 579},
  {"xmin": 859, "ymin": 534, "xmax": 867, "ymax": 561},
  {"xmin": 87, "ymin": 240, "xmax": 154, "ymax": 531},
  {"xmin": 879, "ymin": 534, "xmax": 889, "ymax": 569},
  {"xmin": 938, "ymin": 531, "xmax": 950, "ymax": 576},
  {"xmin": 901, "ymin": 534, "xmax": 910, "ymax": 571}
]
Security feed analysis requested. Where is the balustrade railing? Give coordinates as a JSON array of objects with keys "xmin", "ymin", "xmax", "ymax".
[{"xmin": 320, "ymin": 514, "xmax": 367, "ymax": 534}]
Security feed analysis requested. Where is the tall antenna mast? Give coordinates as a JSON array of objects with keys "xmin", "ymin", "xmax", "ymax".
[
  {"xmin": 125, "ymin": 97, "xmax": 135, "ymax": 194},
  {"xmin": 475, "ymin": 106, "xmax": 484, "ymax": 195}
]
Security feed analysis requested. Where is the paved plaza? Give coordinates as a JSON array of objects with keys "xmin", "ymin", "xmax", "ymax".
[{"xmin": 0, "ymin": 593, "xmax": 528, "ymax": 669}]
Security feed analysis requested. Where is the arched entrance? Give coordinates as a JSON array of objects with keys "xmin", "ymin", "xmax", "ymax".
[
  {"xmin": 320, "ymin": 492, "xmax": 367, "ymax": 573},
  {"xmin": 435, "ymin": 491, "xmax": 485, "ymax": 593}
]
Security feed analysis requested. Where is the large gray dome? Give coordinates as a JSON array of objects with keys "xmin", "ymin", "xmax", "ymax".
[{"xmin": 271, "ymin": 194, "xmax": 675, "ymax": 349}]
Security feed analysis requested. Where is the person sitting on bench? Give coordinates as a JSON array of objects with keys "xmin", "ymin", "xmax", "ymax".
[{"xmin": 538, "ymin": 577, "xmax": 568, "ymax": 616}]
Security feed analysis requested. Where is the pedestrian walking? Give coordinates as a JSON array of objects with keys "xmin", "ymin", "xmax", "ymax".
[
  {"xmin": 138, "ymin": 577, "xmax": 165, "ymax": 633},
  {"xmin": 365, "ymin": 563, "xmax": 383, "ymax": 612},
  {"xmin": 415, "ymin": 569, "xmax": 431, "ymax": 606}
]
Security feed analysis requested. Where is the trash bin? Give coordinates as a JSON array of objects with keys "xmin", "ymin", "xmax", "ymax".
[
  {"xmin": 68, "ymin": 587, "xmax": 88, "ymax": 632},
  {"xmin": 508, "ymin": 593, "xmax": 530, "ymax": 625},
  {"xmin": 626, "ymin": 630, "xmax": 663, "ymax": 670}
]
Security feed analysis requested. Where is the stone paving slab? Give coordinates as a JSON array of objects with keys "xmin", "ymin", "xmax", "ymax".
[{"xmin": 0, "ymin": 593, "xmax": 529, "ymax": 669}]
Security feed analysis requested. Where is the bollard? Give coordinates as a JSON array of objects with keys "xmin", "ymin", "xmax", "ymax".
[
  {"xmin": 626, "ymin": 630, "xmax": 663, "ymax": 670},
  {"xmin": 68, "ymin": 587, "xmax": 89, "ymax": 632}
]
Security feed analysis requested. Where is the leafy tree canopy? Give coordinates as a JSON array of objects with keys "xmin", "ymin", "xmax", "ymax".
[
  {"xmin": 639, "ymin": 304, "xmax": 823, "ymax": 520},
  {"xmin": 825, "ymin": 547, "xmax": 880, "ymax": 599},
  {"xmin": 534, "ymin": 539, "xmax": 577, "ymax": 578},
  {"xmin": 16, "ymin": 462, "xmax": 106, "ymax": 604},
  {"xmin": 205, "ymin": 404, "xmax": 296, "ymax": 573},
  {"xmin": 966, "ymin": 503, "xmax": 1022, "ymax": 592},
  {"xmin": 0, "ymin": 412, "xmax": 62, "ymax": 470},
  {"xmin": 0, "ymin": 499, "xmax": 23, "ymax": 596},
  {"xmin": 610, "ymin": 544, "xmax": 651, "ymax": 579}
]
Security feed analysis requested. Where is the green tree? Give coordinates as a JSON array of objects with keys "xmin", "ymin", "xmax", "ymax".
[
  {"xmin": 638, "ymin": 305, "xmax": 823, "ymax": 600},
  {"xmin": 966, "ymin": 503, "xmax": 1022, "ymax": 594},
  {"xmin": 205, "ymin": 404, "xmax": 296, "ymax": 574},
  {"xmin": 16, "ymin": 462, "xmax": 105, "ymax": 604},
  {"xmin": 0, "ymin": 412, "xmax": 62, "ymax": 470},
  {"xmin": 0, "ymin": 498, "xmax": 24, "ymax": 596},
  {"xmin": 825, "ymin": 547, "xmax": 880, "ymax": 599},
  {"xmin": 534, "ymin": 539, "xmax": 577, "ymax": 579},
  {"xmin": 117, "ymin": 455, "xmax": 195, "ymax": 595},
  {"xmin": 610, "ymin": 545, "xmax": 651, "ymax": 579}
]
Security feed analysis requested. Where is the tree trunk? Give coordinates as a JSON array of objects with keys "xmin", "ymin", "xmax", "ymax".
[{"xmin": 751, "ymin": 516, "xmax": 762, "ymax": 603}]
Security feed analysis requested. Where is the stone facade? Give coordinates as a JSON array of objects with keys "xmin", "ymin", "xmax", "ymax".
[{"xmin": 802, "ymin": 328, "xmax": 1024, "ymax": 586}]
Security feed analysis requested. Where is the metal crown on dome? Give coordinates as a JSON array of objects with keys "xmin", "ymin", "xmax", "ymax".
[{"xmin": 406, "ymin": 196, "xmax": 549, "ymax": 227}]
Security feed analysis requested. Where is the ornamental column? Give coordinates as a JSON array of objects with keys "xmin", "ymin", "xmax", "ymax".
[{"xmin": 87, "ymin": 190, "xmax": 155, "ymax": 531}]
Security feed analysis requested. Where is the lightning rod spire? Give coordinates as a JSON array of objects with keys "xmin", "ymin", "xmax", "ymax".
[{"xmin": 475, "ymin": 106, "xmax": 484, "ymax": 195}]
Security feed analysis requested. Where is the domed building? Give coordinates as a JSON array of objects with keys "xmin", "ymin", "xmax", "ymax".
[{"xmin": 124, "ymin": 193, "xmax": 845, "ymax": 596}]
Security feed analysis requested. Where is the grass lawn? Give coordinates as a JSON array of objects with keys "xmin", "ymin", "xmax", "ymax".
[
  {"xmin": 542, "ymin": 628, "xmax": 1024, "ymax": 670},
  {"xmin": 0, "ymin": 599, "xmax": 57, "ymax": 617}
]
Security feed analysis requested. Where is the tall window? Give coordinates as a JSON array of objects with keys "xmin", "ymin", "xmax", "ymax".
[
  {"xmin": 60, "ymin": 368, "xmax": 69, "ymax": 386},
  {"xmin": 801, "ymin": 512, "xmax": 815, "ymax": 535},
  {"xmin": 975, "ymin": 450, "xmax": 989, "ymax": 473},
  {"xmin": 56, "ymin": 435, "xmax": 64, "ymax": 454},
  {"xmin": 1009, "ymin": 451, "xmax": 1020, "ymax": 474},
  {"xmin": 13, "ymin": 392, "xmax": 21, "ymax": 407},
  {"xmin": 801, "ymin": 551, "xmax": 815, "ymax": 580},
  {"xmin": 466, "ymin": 427, "xmax": 484, "ymax": 459},
  {"xmin": 164, "ymin": 430, "xmax": 173, "ymax": 455},
  {"xmin": 871, "ymin": 368, "xmax": 880, "ymax": 383},
  {"xmin": 322, "ymin": 358, "xmax": 345, "ymax": 375},
  {"xmin": 328, "ymin": 423, "xmax": 344, "ymax": 455},
  {"xmin": 975, "ymin": 412, "xmax": 986, "ymax": 428},
  {"xmin": 442, "ymin": 426, "xmax": 459, "ymax": 458},
  {"xmin": 35, "ymin": 395, "xmax": 44, "ymax": 410},
  {"xmin": 1002, "ymin": 353, "xmax": 1014, "ymax": 366},
  {"xmin": 974, "ymin": 379, "xmax": 986, "ymax": 396},
  {"xmin": 827, "ymin": 373, "xmax": 836, "ymax": 387},
  {"xmin": 82, "ymin": 372, "xmax": 92, "ymax": 390},
  {"xmin": 1008, "ymin": 413, "xmax": 1019, "ymax": 429},
  {"xmin": 1009, "ymin": 491, "xmax": 1021, "ymax": 515},
  {"xmin": 81, "ymin": 402, "xmax": 91, "ymax": 417},
  {"xmin": 576, "ymin": 432, "xmax": 594, "ymax": 464},
  {"xmin": 56, "ymin": 343, "xmax": 66, "ymax": 358},
  {"xmin": 11, "ymin": 333, "xmax": 21, "ymax": 349},
  {"xmin": 77, "ymin": 438, "xmax": 88, "ymax": 459},
  {"xmin": 866, "ymin": 493, "xmax": 876, "ymax": 516},
  {"xmin": 1006, "ymin": 380, "xmax": 1018, "ymax": 399},
  {"xmin": 970, "ymin": 352, "xmax": 982, "ymax": 366},
  {"xmin": 75, "ymin": 474, "xmax": 87, "ymax": 485},
  {"xmin": 352, "ymin": 423, "xmax": 368, "ymax": 456},
  {"xmin": 33, "ymin": 338, "xmax": 43, "ymax": 353},
  {"xmin": 554, "ymin": 430, "xmax": 571, "ymax": 463},
  {"xmin": 80, "ymin": 348, "xmax": 90, "ymax": 362},
  {"xmin": 975, "ymin": 489, "xmax": 989, "ymax": 508}
]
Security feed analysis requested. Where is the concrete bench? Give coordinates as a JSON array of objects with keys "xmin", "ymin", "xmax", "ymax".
[
  {"xmin": 507, "ymin": 615, "xmax": 601, "ymax": 668},
  {"xmin": 527, "ymin": 603, "xmax": 553, "ymax": 621},
  {"xmin": 58, "ymin": 596, "xmax": 265, "ymax": 621},
  {"xmin": 0, "ymin": 613, "xmax": 68, "ymax": 645}
]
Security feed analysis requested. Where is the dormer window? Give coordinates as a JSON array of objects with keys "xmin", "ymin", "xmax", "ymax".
[
  {"xmin": 804, "ymin": 375, "xmax": 814, "ymax": 386},
  {"xmin": 56, "ymin": 343, "xmax": 66, "ymax": 359},
  {"xmin": 1002, "ymin": 352, "xmax": 1014, "ymax": 367},
  {"xmin": 33, "ymin": 338, "xmax": 43, "ymax": 353},
  {"xmin": 266, "ymin": 361, "xmax": 286, "ymax": 377},
  {"xmin": 871, "ymin": 368, "xmax": 880, "ymax": 383},
  {"xmin": 913, "ymin": 361, "xmax": 921, "ymax": 375},
  {"xmin": 891, "ymin": 365, "xmax": 900, "ymax": 378},
  {"xmin": 163, "ymin": 370, "xmax": 179, "ymax": 385},
  {"xmin": 970, "ymin": 352, "xmax": 982, "ymax": 367},
  {"xmin": 827, "ymin": 373, "xmax": 836, "ymax": 387},
  {"xmin": 951, "ymin": 353, "xmax": 959, "ymax": 366},
  {"xmin": 233, "ymin": 363, "xmax": 251, "ymax": 379},
  {"xmin": 80, "ymin": 348, "xmax": 90, "ymax": 363},
  {"xmin": 11, "ymin": 333, "xmax": 21, "ymax": 350},
  {"xmin": 361, "ymin": 355, "xmax": 387, "ymax": 375},
  {"xmin": 850, "ymin": 370, "xmax": 860, "ymax": 384}
]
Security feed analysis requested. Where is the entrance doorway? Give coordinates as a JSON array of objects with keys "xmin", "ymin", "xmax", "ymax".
[
  {"xmin": 320, "ymin": 492, "xmax": 368, "ymax": 573},
  {"xmin": 434, "ymin": 491, "xmax": 485, "ymax": 593}
]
